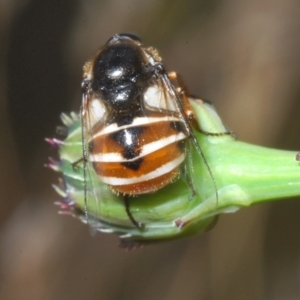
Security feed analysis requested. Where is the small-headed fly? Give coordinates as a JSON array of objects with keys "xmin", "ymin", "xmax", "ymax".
[{"xmin": 80, "ymin": 33, "xmax": 221, "ymax": 228}]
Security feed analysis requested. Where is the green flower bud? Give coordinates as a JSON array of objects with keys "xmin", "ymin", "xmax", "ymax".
[{"xmin": 47, "ymin": 100, "xmax": 300, "ymax": 248}]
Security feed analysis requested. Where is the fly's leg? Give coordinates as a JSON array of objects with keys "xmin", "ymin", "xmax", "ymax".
[
  {"xmin": 200, "ymin": 128, "xmax": 235, "ymax": 139},
  {"xmin": 168, "ymin": 71, "xmax": 234, "ymax": 138},
  {"xmin": 180, "ymin": 162, "xmax": 196, "ymax": 200},
  {"xmin": 168, "ymin": 71, "xmax": 195, "ymax": 123},
  {"xmin": 124, "ymin": 195, "xmax": 144, "ymax": 228},
  {"xmin": 71, "ymin": 157, "xmax": 84, "ymax": 170}
]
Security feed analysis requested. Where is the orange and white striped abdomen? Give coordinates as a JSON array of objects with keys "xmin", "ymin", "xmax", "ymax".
[{"xmin": 89, "ymin": 115, "xmax": 188, "ymax": 195}]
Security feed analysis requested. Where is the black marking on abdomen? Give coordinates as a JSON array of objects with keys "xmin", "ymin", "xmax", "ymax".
[
  {"xmin": 121, "ymin": 158, "xmax": 144, "ymax": 170},
  {"xmin": 109, "ymin": 126, "xmax": 145, "ymax": 159},
  {"xmin": 177, "ymin": 140, "xmax": 186, "ymax": 152},
  {"xmin": 170, "ymin": 121, "xmax": 185, "ymax": 133}
]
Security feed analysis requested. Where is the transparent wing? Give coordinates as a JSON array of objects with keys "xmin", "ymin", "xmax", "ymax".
[
  {"xmin": 143, "ymin": 71, "xmax": 218, "ymax": 203},
  {"xmin": 81, "ymin": 90, "xmax": 119, "ymax": 231}
]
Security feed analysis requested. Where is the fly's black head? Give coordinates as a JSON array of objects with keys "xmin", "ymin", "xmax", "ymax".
[{"xmin": 92, "ymin": 34, "xmax": 152, "ymax": 112}]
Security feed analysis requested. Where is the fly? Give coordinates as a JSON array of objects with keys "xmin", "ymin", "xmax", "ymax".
[{"xmin": 79, "ymin": 33, "xmax": 230, "ymax": 228}]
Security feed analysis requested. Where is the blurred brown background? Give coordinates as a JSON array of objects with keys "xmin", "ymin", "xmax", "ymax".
[{"xmin": 1, "ymin": 1, "xmax": 300, "ymax": 299}]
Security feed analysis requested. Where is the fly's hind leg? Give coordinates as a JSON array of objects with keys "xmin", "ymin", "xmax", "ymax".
[
  {"xmin": 168, "ymin": 71, "xmax": 234, "ymax": 138},
  {"xmin": 180, "ymin": 163, "xmax": 197, "ymax": 200},
  {"xmin": 124, "ymin": 195, "xmax": 144, "ymax": 228}
]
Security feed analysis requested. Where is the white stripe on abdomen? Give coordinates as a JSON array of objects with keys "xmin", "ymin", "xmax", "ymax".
[
  {"xmin": 89, "ymin": 132, "xmax": 186, "ymax": 162},
  {"xmin": 97, "ymin": 153, "xmax": 185, "ymax": 185},
  {"xmin": 91, "ymin": 116, "xmax": 181, "ymax": 138}
]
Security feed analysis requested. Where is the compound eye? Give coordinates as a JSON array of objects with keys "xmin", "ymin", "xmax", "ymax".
[{"xmin": 106, "ymin": 33, "xmax": 141, "ymax": 45}]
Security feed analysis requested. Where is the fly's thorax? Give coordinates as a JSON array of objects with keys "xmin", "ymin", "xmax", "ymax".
[{"xmin": 90, "ymin": 39, "xmax": 154, "ymax": 112}]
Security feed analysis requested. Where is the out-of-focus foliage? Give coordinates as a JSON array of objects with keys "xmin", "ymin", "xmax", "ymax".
[{"xmin": 2, "ymin": 1, "xmax": 300, "ymax": 299}]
